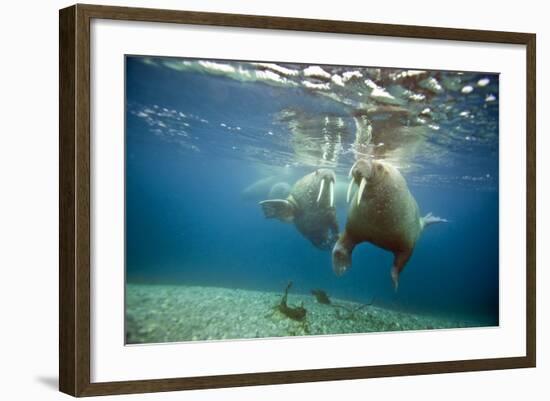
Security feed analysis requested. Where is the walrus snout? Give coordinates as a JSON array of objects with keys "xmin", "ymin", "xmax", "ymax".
[
  {"xmin": 349, "ymin": 159, "xmax": 374, "ymax": 181},
  {"xmin": 315, "ymin": 169, "xmax": 336, "ymax": 208},
  {"xmin": 346, "ymin": 159, "xmax": 373, "ymax": 205}
]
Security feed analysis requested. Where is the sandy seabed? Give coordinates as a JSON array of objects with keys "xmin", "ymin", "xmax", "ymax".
[{"xmin": 125, "ymin": 283, "xmax": 483, "ymax": 344}]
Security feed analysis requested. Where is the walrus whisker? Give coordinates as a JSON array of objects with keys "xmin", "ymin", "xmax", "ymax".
[
  {"xmin": 357, "ymin": 177, "xmax": 367, "ymax": 206},
  {"xmin": 316, "ymin": 178, "xmax": 325, "ymax": 203},
  {"xmin": 329, "ymin": 180, "xmax": 334, "ymax": 207},
  {"xmin": 346, "ymin": 178, "xmax": 355, "ymax": 203}
]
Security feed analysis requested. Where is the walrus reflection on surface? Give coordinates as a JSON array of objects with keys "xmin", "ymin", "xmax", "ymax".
[
  {"xmin": 333, "ymin": 159, "xmax": 447, "ymax": 290},
  {"xmin": 260, "ymin": 169, "xmax": 339, "ymax": 250}
]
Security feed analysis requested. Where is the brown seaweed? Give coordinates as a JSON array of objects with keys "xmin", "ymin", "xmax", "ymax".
[{"xmin": 278, "ymin": 281, "xmax": 307, "ymax": 321}]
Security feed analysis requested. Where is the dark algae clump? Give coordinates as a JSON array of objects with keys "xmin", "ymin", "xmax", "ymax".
[
  {"xmin": 311, "ymin": 289, "xmax": 332, "ymax": 304},
  {"xmin": 278, "ymin": 281, "xmax": 307, "ymax": 321}
]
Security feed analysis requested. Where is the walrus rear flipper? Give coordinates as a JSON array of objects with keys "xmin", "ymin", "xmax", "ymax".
[
  {"xmin": 391, "ymin": 251, "xmax": 412, "ymax": 292},
  {"xmin": 421, "ymin": 212, "xmax": 448, "ymax": 229},
  {"xmin": 259, "ymin": 199, "xmax": 296, "ymax": 223}
]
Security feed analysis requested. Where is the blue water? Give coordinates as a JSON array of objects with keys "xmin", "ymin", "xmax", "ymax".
[{"xmin": 126, "ymin": 56, "xmax": 499, "ymax": 326}]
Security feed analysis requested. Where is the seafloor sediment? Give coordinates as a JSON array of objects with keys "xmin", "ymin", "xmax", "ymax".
[{"xmin": 125, "ymin": 283, "xmax": 481, "ymax": 344}]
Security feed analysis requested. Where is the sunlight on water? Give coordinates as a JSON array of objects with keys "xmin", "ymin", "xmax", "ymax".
[{"xmin": 129, "ymin": 57, "xmax": 498, "ymax": 190}]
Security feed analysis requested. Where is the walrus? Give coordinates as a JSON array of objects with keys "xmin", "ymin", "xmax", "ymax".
[
  {"xmin": 260, "ymin": 169, "xmax": 339, "ymax": 250},
  {"xmin": 332, "ymin": 159, "xmax": 446, "ymax": 289},
  {"xmin": 268, "ymin": 182, "xmax": 292, "ymax": 199},
  {"xmin": 241, "ymin": 176, "xmax": 279, "ymax": 201}
]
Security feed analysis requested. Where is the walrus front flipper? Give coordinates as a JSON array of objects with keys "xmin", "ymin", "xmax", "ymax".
[
  {"xmin": 259, "ymin": 199, "xmax": 296, "ymax": 223},
  {"xmin": 421, "ymin": 212, "xmax": 448, "ymax": 229},
  {"xmin": 332, "ymin": 233, "xmax": 355, "ymax": 276}
]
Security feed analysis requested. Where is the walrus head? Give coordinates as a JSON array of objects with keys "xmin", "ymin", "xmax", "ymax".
[
  {"xmin": 313, "ymin": 168, "xmax": 336, "ymax": 208},
  {"xmin": 346, "ymin": 159, "xmax": 388, "ymax": 205}
]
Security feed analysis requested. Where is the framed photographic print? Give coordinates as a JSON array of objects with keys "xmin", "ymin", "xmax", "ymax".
[{"xmin": 59, "ymin": 4, "xmax": 536, "ymax": 397}]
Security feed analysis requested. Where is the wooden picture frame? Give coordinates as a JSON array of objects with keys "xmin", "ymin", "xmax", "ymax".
[{"xmin": 59, "ymin": 3, "xmax": 536, "ymax": 397}]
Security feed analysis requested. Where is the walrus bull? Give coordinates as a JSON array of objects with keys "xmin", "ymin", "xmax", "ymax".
[
  {"xmin": 333, "ymin": 159, "xmax": 446, "ymax": 289},
  {"xmin": 260, "ymin": 169, "xmax": 339, "ymax": 250}
]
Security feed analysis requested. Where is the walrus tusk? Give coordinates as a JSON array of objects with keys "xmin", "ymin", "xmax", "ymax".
[
  {"xmin": 357, "ymin": 177, "xmax": 367, "ymax": 206},
  {"xmin": 346, "ymin": 179, "xmax": 355, "ymax": 203},
  {"xmin": 348, "ymin": 160, "xmax": 359, "ymax": 177},
  {"xmin": 329, "ymin": 180, "xmax": 334, "ymax": 208},
  {"xmin": 316, "ymin": 179, "xmax": 325, "ymax": 203}
]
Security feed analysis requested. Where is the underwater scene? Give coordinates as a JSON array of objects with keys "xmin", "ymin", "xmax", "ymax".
[{"xmin": 125, "ymin": 56, "xmax": 499, "ymax": 344}]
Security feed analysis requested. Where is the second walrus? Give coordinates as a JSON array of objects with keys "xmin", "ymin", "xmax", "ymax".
[{"xmin": 260, "ymin": 169, "xmax": 339, "ymax": 250}]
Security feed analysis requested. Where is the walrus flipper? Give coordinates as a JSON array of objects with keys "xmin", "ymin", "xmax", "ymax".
[
  {"xmin": 391, "ymin": 250, "xmax": 412, "ymax": 292},
  {"xmin": 421, "ymin": 212, "xmax": 448, "ymax": 229},
  {"xmin": 332, "ymin": 232, "xmax": 355, "ymax": 276},
  {"xmin": 259, "ymin": 199, "xmax": 296, "ymax": 223}
]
